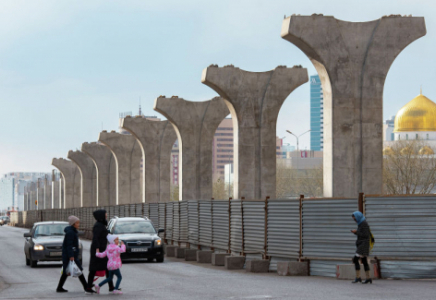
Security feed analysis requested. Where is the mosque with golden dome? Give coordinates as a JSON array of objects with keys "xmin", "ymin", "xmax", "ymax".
[{"xmin": 384, "ymin": 91, "xmax": 436, "ymax": 155}]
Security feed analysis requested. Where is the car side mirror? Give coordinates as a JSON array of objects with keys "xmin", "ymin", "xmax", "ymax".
[
  {"xmin": 78, "ymin": 231, "xmax": 85, "ymax": 237},
  {"xmin": 23, "ymin": 232, "xmax": 31, "ymax": 238},
  {"xmin": 158, "ymin": 228, "xmax": 165, "ymax": 233}
]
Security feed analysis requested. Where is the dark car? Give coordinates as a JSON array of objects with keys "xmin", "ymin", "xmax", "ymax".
[
  {"xmin": 23, "ymin": 221, "xmax": 83, "ymax": 268},
  {"xmin": 0, "ymin": 216, "xmax": 9, "ymax": 226},
  {"xmin": 107, "ymin": 217, "xmax": 165, "ymax": 262}
]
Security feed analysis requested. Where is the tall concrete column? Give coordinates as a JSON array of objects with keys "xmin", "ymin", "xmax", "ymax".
[
  {"xmin": 24, "ymin": 187, "xmax": 28, "ymax": 211},
  {"xmin": 45, "ymin": 176, "xmax": 52, "ymax": 210},
  {"xmin": 154, "ymin": 96, "xmax": 229, "ymax": 200},
  {"xmin": 37, "ymin": 178, "xmax": 44, "ymax": 209},
  {"xmin": 52, "ymin": 158, "xmax": 81, "ymax": 208},
  {"xmin": 82, "ymin": 142, "xmax": 116, "ymax": 206},
  {"xmin": 122, "ymin": 117, "xmax": 177, "ymax": 203},
  {"xmin": 281, "ymin": 15, "xmax": 426, "ymax": 197},
  {"xmin": 98, "ymin": 131, "xmax": 142, "ymax": 205},
  {"xmin": 202, "ymin": 65, "xmax": 308, "ymax": 199},
  {"xmin": 68, "ymin": 150, "xmax": 97, "ymax": 207}
]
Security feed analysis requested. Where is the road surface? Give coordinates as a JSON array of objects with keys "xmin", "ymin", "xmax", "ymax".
[{"xmin": 0, "ymin": 225, "xmax": 434, "ymax": 299}]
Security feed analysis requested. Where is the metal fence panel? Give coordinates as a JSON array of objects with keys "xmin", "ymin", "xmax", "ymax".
[
  {"xmin": 366, "ymin": 196, "xmax": 436, "ymax": 258},
  {"xmin": 143, "ymin": 203, "xmax": 149, "ymax": 219},
  {"xmin": 380, "ymin": 261, "xmax": 436, "ymax": 279},
  {"xmin": 230, "ymin": 200, "xmax": 243, "ymax": 254},
  {"xmin": 158, "ymin": 203, "xmax": 165, "ymax": 230},
  {"xmin": 302, "ymin": 199, "xmax": 357, "ymax": 259},
  {"xmin": 199, "ymin": 201, "xmax": 212, "ymax": 248},
  {"xmin": 310, "ymin": 260, "xmax": 348, "ymax": 277},
  {"xmin": 149, "ymin": 204, "xmax": 159, "ymax": 226},
  {"xmin": 173, "ymin": 202, "xmax": 180, "ymax": 243},
  {"xmin": 135, "ymin": 204, "xmax": 142, "ymax": 217},
  {"xmin": 180, "ymin": 201, "xmax": 188, "ymax": 243},
  {"xmin": 166, "ymin": 202, "xmax": 173, "ymax": 241},
  {"xmin": 188, "ymin": 201, "xmax": 199, "ymax": 246},
  {"xmin": 212, "ymin": 200, "xmax": 229, "ymax": 251},
  {"xmin": 243, "ymin": 201, "xmax": 265, "ymax": 255},
  {"xmin": 267, "ymin": 200, "xmax": 300, "ymax": 259}
]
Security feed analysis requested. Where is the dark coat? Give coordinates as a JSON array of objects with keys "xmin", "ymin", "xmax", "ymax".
[
  {"xmin": 355, "ymin": 220, "xmax": 370, "ymax": 257},
  {"xmin": 89, "ymin": 210, "xmax": 109, "ymax": 271},
  {"xmin": 62, "ymin": 225, "xmax": 82, "ymax": 272}
]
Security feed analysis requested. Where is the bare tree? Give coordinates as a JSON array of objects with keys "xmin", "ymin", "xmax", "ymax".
[
  {"xmin": 213, "ymin": 179, "xmax": 232, "ymax": 199},
  {"xmin": 383, "ymin": 140, "xmax": 436, "ymax": 194}
]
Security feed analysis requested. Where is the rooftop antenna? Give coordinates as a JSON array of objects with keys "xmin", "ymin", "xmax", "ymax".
[
  {"xmin": 139, "ymin": 97, "xmax": 142, "ymax": 116},
  {"xmin": 420, "ymin": 85, "xmax": 422, "ymax": 95}
]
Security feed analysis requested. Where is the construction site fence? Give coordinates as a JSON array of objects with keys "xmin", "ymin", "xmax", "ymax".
[{"xmin": 9, "ymin": 194, "xmax": 436, "ymax": 279}]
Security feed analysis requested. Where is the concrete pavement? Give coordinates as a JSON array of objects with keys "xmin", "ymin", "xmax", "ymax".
[{"xmin": 0, "ymin": 225, "xmax": 434, "ymax": 299}]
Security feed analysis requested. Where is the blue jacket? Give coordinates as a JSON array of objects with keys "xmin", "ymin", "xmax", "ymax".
[{"xmin": 62, "ymin": 225, "xmax": 82, "ymax": 271}]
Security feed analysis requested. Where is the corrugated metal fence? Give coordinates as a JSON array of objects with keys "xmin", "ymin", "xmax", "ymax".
[{"xmin": 9, "ymin": 195, "xmax": 436, "ymax": 279}]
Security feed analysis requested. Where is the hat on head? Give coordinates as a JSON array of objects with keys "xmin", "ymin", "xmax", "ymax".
[
  {"xmin": 68, "ymin": 215, "xmax": 80, "ymax": 226},
  {"xmin": 107, "ymin": 234, "xmax": 118, "ymax": 244}
]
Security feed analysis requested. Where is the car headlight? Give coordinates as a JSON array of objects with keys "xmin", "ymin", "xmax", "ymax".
[
  {"xmin": 155, "ymin": 239, "xmax": 162, "ymax": 246},
  {"xmin": 34, "ymin": 245, "xmax": 44, "ymax": 251}
]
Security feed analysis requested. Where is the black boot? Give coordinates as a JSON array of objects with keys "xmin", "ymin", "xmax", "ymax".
[
  {"xmin": 352, "ymin": 277, "xmax": 362, "ymax": 283},
  {"xmin": 362, "ymin": 278, "xmax": 372, "ymax": 284},
  {"xmin": 56, "ymin": 274, "xmax": 68, "ymax": 292}
]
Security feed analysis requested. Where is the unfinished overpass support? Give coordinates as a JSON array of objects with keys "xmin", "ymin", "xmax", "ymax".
[
  {"xmin": 99, "ymin": 131, "xmax": 142, "ymax": 205},
  {"xmin": 154, "ymin": 97, "xmax": 229, "ymax": 200},
  {"xmin": 122, "ymin": 117, "xmax": 177, "ymax": 203},
  {"xmin": 281, "ymin": 15, "xmax": 426, "ymax": 197},
  {"xmin": 82, "ymin": 142, "xmax": 116, "ymax": 206},
  {"xmin": 202, "ymin": 65, "xmax": 307, "ymax": 199},
  {"xmin": 52, "ymin": 158, "xmax": 81, "ymax": 208},
  {"xmin": 68, "ymin": 150, "xmax": 97, "ymax": 207}
]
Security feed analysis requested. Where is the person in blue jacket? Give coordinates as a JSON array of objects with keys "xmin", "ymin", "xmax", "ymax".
[{"xmin": 56, "ymin": 216, "xmax": 88, "ymax": 293}]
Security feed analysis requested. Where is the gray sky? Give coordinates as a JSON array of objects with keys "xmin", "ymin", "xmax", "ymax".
[{"xmin": 0, "ymin": 0, "xmax": 434, "ymax": 175}]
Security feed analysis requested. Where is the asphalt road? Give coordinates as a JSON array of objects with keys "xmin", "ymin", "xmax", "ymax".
[{"xmin": 0, "ymin": 225, "xmax": 435, "ymax": 300}]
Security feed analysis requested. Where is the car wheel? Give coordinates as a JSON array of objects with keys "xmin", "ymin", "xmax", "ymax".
[
  {"xmin": 25, "ymin": 256, "xmax": 30, "ymax": 266},
  {"xmin": 30, "ymin": 254, "xmax": 37, "ymax": 268},
  {"xmin": 156, "ymin": 256, "xmax": 164, "ymax": 263}
]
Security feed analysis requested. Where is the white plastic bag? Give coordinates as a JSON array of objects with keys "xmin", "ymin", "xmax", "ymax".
[{"xmin": 66, "ymin": 260, "xmax": 82, "ymax": 278}]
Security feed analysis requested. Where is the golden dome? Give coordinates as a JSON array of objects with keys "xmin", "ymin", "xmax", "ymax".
[
  {"xmin": 419, "ymin": 146, "xmax": 434, "ymax": 155},
  {"xmin": 400, "ymin": 146, "xmax": 415, "ymax": 156},
  {"xmin": 383, "ymin": 147, "xmax": 394, "ymax": 155},
  {"xmin": 394, "ymin": 93, "xmax": 436, "ymax": 132}
]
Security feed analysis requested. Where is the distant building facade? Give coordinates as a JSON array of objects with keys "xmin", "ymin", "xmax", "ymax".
[{"xmin": 310, "ymin": 75, "xmax": 323, "ymax": 151}]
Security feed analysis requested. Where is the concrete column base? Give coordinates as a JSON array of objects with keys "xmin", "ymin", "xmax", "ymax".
[
  {"xmin": 225, "ymin": 256, "xmax": 246, "ymax": 270},
  {"xmin": 212, "ymin": 253, "xmax": 230, "ymax": 266},
  {"xmin": 336, "ymin": 264, "xmax": 377, "ymax": 280},
  {"xmin": 246, "ymin": 259, "xmax": 270, "ymax": 273},
  {"xmin": 277, "ymin": 261, "xmax": 309, "ymax": 276},
  {"xmin": 166, "ymin": 245, "xmax": 178, "ymax": 257},
  {"xmin": 197, "ymin": 250, "xmax": 213, "ymax": 263},
  {"xmin": 176, "ymin": 247, "xmax": 186, "ymax": 258},
  {"xmin": 184, "ymin": 249, "xmax": 197, "ymax": 261}
]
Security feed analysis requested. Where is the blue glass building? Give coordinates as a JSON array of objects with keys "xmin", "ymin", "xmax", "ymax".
[{"xmin": 310, "ymin": 75, "xmax": 323, "ymax": 151}]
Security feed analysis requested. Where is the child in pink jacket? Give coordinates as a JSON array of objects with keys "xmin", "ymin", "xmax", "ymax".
[{"xmin": 94, "ymin": 234, "xmax": 126, "ymax": 294}]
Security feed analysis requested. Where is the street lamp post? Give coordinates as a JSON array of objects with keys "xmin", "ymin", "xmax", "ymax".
[{"xmin": 286, "ymin": 129, "xmax": 311, "ymax": 152}]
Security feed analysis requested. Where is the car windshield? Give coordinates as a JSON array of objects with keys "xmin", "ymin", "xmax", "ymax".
[
  {"xmin": 34, "ymin": 224, "xmax": 68, "ymax": 237},
  {"xmin": 113, "ymin": 221, "xmax": 156, "ymax": 234}
]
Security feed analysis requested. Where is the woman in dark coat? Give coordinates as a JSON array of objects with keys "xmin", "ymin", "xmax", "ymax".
[
  {"xmin": 351, "ymin": 211, "xmax": 372, "ymax": 284},
  {"xmin": 86, "ymin": 209, "xmax": 114, "ymax": 293},
  {"xmin": 56, "ymin": 216, "xmax": 88, "ymax": 293}
]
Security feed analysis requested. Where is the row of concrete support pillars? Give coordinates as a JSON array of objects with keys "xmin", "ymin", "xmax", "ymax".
[
  {"xmin": 23, "ymin": 172, "xmax": 64, "ymax": 211},
  {"xmin": 35, "ymin": 15, "xmax": 426, "ymax": 209}
]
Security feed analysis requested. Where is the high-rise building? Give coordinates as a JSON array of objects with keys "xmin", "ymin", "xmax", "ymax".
[
  {"xmin": 310, "ymin": 75, "xmax": 323, "ymax": 151},
  {"xmin": 213, "ymin": 118, "xmax": 234, "ymax": 181},
  {"xmin": 383, "ymin": 116, "xmax": 395, "ymax": 141}
]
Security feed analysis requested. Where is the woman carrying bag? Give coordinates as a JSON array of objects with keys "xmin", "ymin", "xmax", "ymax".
[
  {"xmin": 351, "ymin": 211, "xmax": 374, "ymax": 284},
  {"xmin": 85, "ymin": 209, "xmax": 114, "ymax": 294},
  {"xmin": 56, "ymin": 216, "xmax": 88, "ymax": 293}
]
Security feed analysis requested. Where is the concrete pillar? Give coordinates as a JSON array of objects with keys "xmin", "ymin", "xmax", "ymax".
[
  {"xmin": 24, "ymin": 187, "xmax": 28, "ymax": 211},
  {"xmin": 121, "ymin": 117, "xmax": 177, "ymax": 203},
  {"xmin": 154, "ymin": 96, "xmax": 229, "ymax": 200},
  {"xmin": 281, "ymin": 15, "xmax": 426, "ymax": 197},
  {"xmin": 82, "ymin": 142, "xmax": 116, "ymax": 206},
  {"xmin": 98, "ymin": 131, "xmax": 142, "ymax": 205},
  {"xmin": 37, "ymin": 178, "xmax": 44, "ymax": 210},
  {"xmin": 202, "ymin": 65, "xmax": 308, "ymax": 199},
  {"xmin": 52, "ymin": 171, "xmax": 61, "ymax": 209},
  {"xmin": 45, "ymin": 176, "xmax": 52, "ymax": 210},
  {"xmin": 68, "ymin": 150, "xmax": 97, "ymax": 207},
  {"xmin": 29, "ymin": 182, "xmax": 36, "ymax": 210},
  {"xmin": 52, "ymin": 158, "xmax": 81, "ymax": 208}
]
